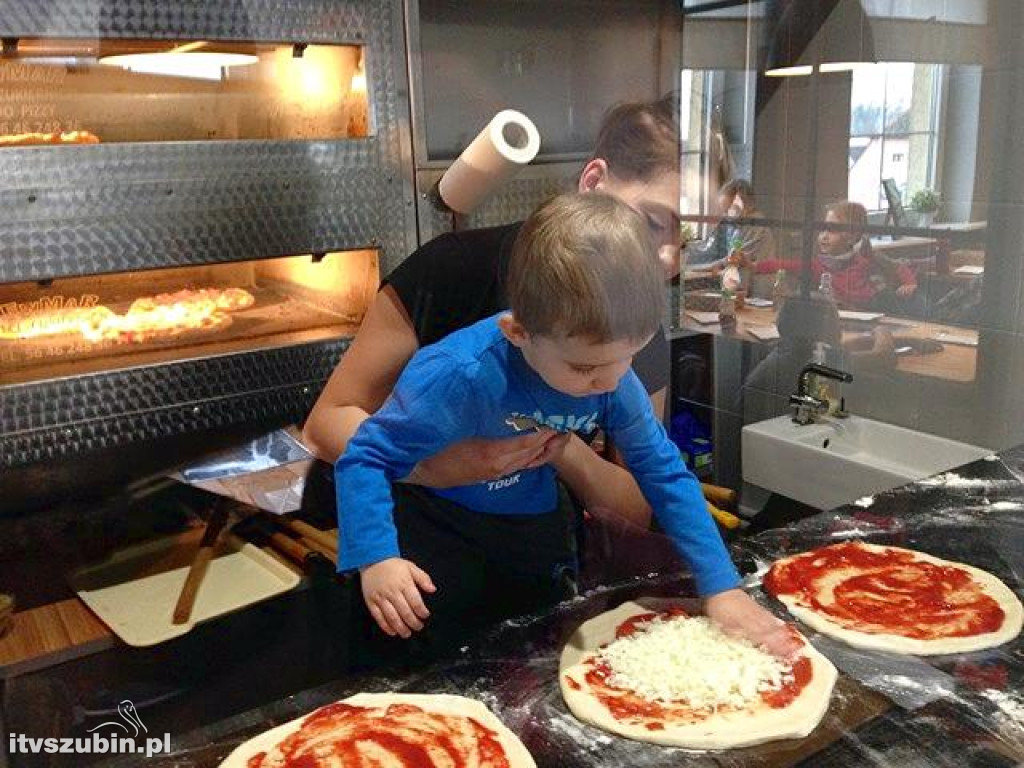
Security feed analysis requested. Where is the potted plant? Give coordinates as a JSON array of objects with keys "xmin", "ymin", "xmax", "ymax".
[{"xmin": 909, "ymin": 188, "xmax": 940, "ymax": 227}]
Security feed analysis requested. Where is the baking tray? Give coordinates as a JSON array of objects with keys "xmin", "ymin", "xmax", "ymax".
[{"xmin": 69, "ymin": 528, "xmax": 300, "ymax": 647}]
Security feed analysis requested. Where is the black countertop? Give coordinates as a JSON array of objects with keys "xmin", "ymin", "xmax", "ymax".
[{"xmin": 113, "ymin": 447, "xmax": 1024, "ymax": 767}]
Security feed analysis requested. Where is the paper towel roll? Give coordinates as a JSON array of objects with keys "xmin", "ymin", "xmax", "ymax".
[{"xmin": 438, "ymin": 109, "xmax": 541, "ymax": 215}]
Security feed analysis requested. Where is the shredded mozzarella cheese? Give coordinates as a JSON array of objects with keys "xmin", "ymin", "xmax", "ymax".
[{"xmin": 597, "ymin": 615, "xmax": 794, "ymax": 711}]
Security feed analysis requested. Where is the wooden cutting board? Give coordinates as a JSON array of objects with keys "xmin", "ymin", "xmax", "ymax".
[{"xmin": 0, "ymin": 598, "xmax": 114, "ymax": 680}]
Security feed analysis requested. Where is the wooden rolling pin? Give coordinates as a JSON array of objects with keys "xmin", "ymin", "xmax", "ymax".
[
  {"xmin": 172, "ymin": 504, "xmax": 231, "ymax": 625},
  {"xmin": 0, "ymin": 593, "xmax": 14, "ymax": 639},
  {"xmin": 266, "ymin": 531, "xmax": 317, "ymax": 566},
  {"xmin": 701, "ymin": 483, "xmax": 737, "ymax": 508},
  {"xmin": 707, "ymin": 501, "xmax": 743, "ymax": 530},
  {"xmin": 268, "ymin": 517, "xmax": 338, "ymax": 563},
  {"xmin": 297, "ymin": 535, "xmax": 338, "ymax": 565},
  {"xmin": 277, "ymin": 518, "xmax": 337, "ymax": 554}
]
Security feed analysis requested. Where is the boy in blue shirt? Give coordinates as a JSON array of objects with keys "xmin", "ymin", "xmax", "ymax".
[{"xmin": 337, "ymin": 193, "xmax": 794, "ymax": 660}]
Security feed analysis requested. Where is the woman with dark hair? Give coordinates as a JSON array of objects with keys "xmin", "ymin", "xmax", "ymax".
[
  {"xmin": 688, "ymin": 178, "xmax": 776, "ymax": 295},
  {"xmin": 302, "ymin": 97, "xmax": 793, "ymax": 665}
]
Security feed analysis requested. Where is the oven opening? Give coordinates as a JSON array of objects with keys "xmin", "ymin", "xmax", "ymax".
[
  {"xmin": 0, "ymin": 40, "xmax": 370, "ymax": 144},
  {"xmin": 0, "ymin": 249, "xmax": 377, "ymax": 385}
]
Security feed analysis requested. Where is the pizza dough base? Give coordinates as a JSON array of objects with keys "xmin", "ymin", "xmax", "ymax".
[
  {"xmin": 219, "ymin": 692, "xmax": 536, "ymax": 768},
  {"xmin": 770, "ymin": 543, "xmax": 1024, "ymax": 656},
  {"xmin": 559, "ymin": 600, "xmax": 838, "ymax": 750}
]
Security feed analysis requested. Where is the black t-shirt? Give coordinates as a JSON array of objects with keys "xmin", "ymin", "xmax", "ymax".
[{"xmin": 384, "ymin": 223, "xmax": 670, "ymax": 395}]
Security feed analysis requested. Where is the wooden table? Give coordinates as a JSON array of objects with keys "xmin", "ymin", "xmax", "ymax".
[
  {"xmin": 871, "ymin": 235, "xmax": 937, "ymax": 261},
  {"xmin": 679, "ymin": 302, "xmax": 978, "ymax": 383},
  {"xmin": 931, "ymin": 220, "xmax": 988, "ymax": 249}
]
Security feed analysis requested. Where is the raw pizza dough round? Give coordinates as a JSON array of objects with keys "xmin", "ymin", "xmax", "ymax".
[
  {"xmin": 219, "ymin": 692, "xmax": 536, "ymax": 767},
  {"xmin": 765, "ymin": 541, "xmax": 1024, "ymax": 655},
  {"xmin": 559, "ymin": 600, "xmax": 837, "ymax": 749}
]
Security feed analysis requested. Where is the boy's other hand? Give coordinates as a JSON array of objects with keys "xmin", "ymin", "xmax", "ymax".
[
  {"xmin": 703, "ymin": 588, "xmax": 801, "ymax": 659},
  {"xmin": 405, "ymin": 430, "xmax": 567, "ymax": 488},
  {"xmin": 360, "ymin": 558, "xmax": 436, "ymax": 638}
]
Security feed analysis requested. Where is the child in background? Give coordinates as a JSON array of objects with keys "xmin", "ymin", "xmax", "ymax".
[
  {"xmin": 336, "ymin": 192, "xmax": 796, "ymax": 661},
  {"xmin": 754, "ymin": 201, "xmax": 919, "ymax": 311}
]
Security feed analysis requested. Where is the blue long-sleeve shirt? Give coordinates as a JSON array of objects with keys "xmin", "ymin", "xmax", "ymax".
[{"xmin": 336, "ymin": 314, "xmax": 740, "ymax": 596}]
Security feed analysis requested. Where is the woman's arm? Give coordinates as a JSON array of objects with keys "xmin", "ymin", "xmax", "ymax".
[
  {"xmin": 551, "ymin": 436, "xmax": 653, "ymax": 529},
  {"xmin": 302, "ymin": 285, "xmax": 418, "ymax": 463},
  {"xmin": 548, "ymin": 386, "xmax": 666, "ymax": 530}
]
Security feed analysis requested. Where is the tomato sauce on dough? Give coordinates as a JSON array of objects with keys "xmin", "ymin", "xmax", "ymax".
[
  {"xmin": 246, "ymin": 702, "xmax": 510, "ymax": 768},
  {"xmin": 578, "ymin": 610, "xmax": 813, "ymax": 727},
  {"xmin": 765, "ymin": 541, "xmax": 1004, "ymax": 639}
]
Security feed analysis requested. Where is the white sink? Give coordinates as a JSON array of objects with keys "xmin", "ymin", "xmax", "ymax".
[{"xmin": 742, "ymin": 415, "xmax": 991, "ymax": 510}]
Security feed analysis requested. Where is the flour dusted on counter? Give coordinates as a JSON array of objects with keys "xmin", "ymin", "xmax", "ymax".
[
  {"xmin": 917, "ymin": 472, "xmax": 1017, "ymax": 490},
  {"xmin": 598, "ymin": 616, "xmax": 792, "ymax": 710},
  {"xmin": 546, "ymin": 715, "xmax": 614, "ymax": 751},
  {"xmin": 988, "ymin": 501, "xmax": 1024, "ymax": 511},
  {"xmin": 982, "ymin": 689, "xmax": 1024, "ymax": 723},
  {"xmin": 742, "ymin": 557, "xmax": 772, "ymax": 588}
]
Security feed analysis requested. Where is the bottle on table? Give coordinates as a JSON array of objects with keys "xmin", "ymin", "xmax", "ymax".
[
  {"xmin": 818, "ymin": 271, "xmax": 834, "ymax": 302},
  {"xmin": 719, "ymin": 264, "xmax": 742, "ymax": 330},
  {"xmin": 772, "ymin": 269, "xmax": 788, "ymax": 316},
  {"xmin": 718, "ymin": 290, "xmax": 737, "ymax": 330}
]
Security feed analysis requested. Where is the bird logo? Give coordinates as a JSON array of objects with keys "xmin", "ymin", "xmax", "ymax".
[{"xmin": 87, "ymin": 700, "xmax": 148, "ymax": 737}]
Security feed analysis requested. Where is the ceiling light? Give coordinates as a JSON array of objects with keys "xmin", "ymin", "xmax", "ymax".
[
  {"xmin": 764, "ymin": 64, "xmax": 814, "ymax": 77},
  {"xmin": 763, "ymin": 0, "xmax": 875, "ymax": 78}
]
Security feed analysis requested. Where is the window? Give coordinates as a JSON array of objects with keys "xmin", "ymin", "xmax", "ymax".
[
  {"xmin": 848, "ymin": 63, "xmax": 943, "ymax": 212},
  {"xmin": 680, "ymin": 68, "xmax": 710, "ymax": 229}
]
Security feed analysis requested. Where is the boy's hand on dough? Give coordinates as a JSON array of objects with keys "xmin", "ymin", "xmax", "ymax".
[{"xmin": 704, "ymin": 588, "xmax": 801, "ymax": 658}]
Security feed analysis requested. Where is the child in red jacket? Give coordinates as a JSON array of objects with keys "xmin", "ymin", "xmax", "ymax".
[{"xmin": 754, "ymin": 201, "xmax": 918, "ymax": 310}]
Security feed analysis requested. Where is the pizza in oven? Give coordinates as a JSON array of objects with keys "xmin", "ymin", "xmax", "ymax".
[
  {"xmin": 559, "ymin": 601, "xmax": 836, "ymax": 749},
  {"xmin": 0, "ymin": 305, "xmax": 115, "ymax": 340},
  {"xmin": 764, "ymin": 540, "xmax": 1023, "ymax": 655},
  {"xmin": 128, "ymin": 287, "xmax": 255, "ymax": 315},
  {"xmin": 219, "ymin": 693, "xmax": 536, "ymax": 768},
  {"xmin": 0, "ymin": 130, "xmax": 100, "ymax": 146},
  {"xmin": 0, "ymin": 287, "xmax": 254, "ymax": 345}
]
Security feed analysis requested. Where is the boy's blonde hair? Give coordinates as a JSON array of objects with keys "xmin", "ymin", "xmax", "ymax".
[{"xmin": 506, "ymin": 193, "xmax": 664, "ymax": 342}]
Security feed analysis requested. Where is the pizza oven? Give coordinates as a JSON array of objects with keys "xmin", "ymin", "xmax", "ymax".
[{"xmin": 0, "ymin": 0, "xmax": 416, "ymax": 508}]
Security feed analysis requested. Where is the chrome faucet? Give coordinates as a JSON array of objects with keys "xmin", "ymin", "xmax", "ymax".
[{"xmin": 790, "ymin": 363, "xmax": 853, "ymax": 425}]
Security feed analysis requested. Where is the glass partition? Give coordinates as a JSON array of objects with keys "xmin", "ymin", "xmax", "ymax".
[{"xmin": 675, "ymin": 0, "xmax": 1024, "ymax": 495}]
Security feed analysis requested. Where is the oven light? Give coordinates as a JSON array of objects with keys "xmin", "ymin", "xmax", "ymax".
[
  {"xmin": 350, "ymin": 59, "xmax": 366, "ymax": 95},
  {"xmin": 99, "ymin": 51, "xmax": 258, "ymax": 81}
]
